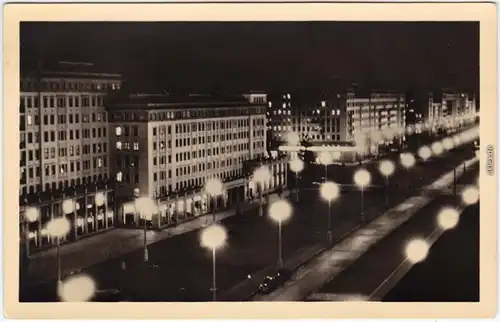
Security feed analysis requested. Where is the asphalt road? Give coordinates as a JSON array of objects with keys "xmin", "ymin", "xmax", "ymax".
[
  {"xmin": 310, "ymin": 165, "xmax": 479, "ymax": 301},
  {"xmin": 20, "ymin": 145, "xmax": 475, "ymax": 302},
  {"xmin": 383, "ymin": 203, "xmax": 479, "ymax": 302}
]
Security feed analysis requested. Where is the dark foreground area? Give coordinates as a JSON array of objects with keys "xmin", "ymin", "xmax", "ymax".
[{"xmin": 383, "ymin": 203, "xmax": 479, "ymax": 302}]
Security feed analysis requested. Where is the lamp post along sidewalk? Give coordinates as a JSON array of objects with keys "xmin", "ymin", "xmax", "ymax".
[
  {"xmin": 253, "ymin": 165, "xmax": 272, "ymax": 217},
  {"xmin": 354, "ymin": 169, "xmax": 371, "ymax": 223},
  {"xmin": 289, "ymin": 159, "xmax": 304, "ymax": 203},
  {"xmin": 320, "ymin": 181, "xmax": 340, "ymax": 243},
  {"xmin": 200, "ymin": 224, "xmax": 227, "ymax": 301},
  {"xmin": 204, "ymin": 178, "xmax": 224, "ymax": 223},
  {"xmin": 134, "ymin": 196, "xmax": 157, "ymax": 263},
  {"xmin": 379, "ymin": 160, "xmax": 395, "ymax": 208},
  {"xmin": 269, "ymin": 199, "xmax": 292, "ymax": 269},
  {"xmin": 46, "ymin": 216, "xmax": 71, "ymax": 290}
]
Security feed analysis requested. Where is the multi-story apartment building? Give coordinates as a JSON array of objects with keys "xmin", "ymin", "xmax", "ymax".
[
  {"xmin": 267, "ymin": 89, "xmax": 406, "ymax": 162},
  {"xmin": 425, "ymin": 90, "xmax": 477, "ymax": 132},
  {"xmin": 106, "ymin": 92, "xmax": 287, "ymax": 229},
  {"xmin": 19, "ymin": 61, "xmax": 122, "ymax": 253}
]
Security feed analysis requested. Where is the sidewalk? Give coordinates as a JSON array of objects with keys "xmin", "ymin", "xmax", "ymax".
[
  {"xmin": 25, "ymin": 190, "xmax": 290, "ymax": 288},
  {"xmin": 252, "ymin": 157, "xmax": 478, "ymax": 301}
]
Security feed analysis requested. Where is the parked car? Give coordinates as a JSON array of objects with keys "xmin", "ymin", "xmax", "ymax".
[{"xmin": 257, "ymin": 269, "xmax": 293, "ymax": 294}]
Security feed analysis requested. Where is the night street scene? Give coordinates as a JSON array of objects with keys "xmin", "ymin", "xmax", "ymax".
[{"xmin": 19, "ymin": 21, "xmax": 480, "ymax": 303}]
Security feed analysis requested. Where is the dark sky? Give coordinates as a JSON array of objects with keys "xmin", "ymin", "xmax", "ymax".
[{"xmin": 20, "ymin": 22, "xmax": 479, "ymax": 93}]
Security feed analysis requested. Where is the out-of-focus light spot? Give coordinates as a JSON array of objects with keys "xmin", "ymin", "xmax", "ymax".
[
  {"xmin": 200, "ymin": 224, "xmax": 227, "ymax": 250},
  {"xmin": 431, "ymin": 141, "xmax": 444, "ymax": 156},
  {"xmin": 442, "ymin": 138, "xmax": 454, "ymax": 150},
  {"xmin": 437, "ymin": 207, "xmax": 460, "ymax": 230},
  {"xmin": 58, "ymin": 274, "xmax": 96, "ymax": 302},
  {"xmin": 269, "ymin": 199, "xmax": 293, "ymax": 223},
  {"xmin": 405, "ymin": 239, "xmax": 429, "ymax": 264},
  {"xmin": 418, "ymin": 146, "xmax": 432, "ymax": 161},
  {"xmin": 461, "ymin": 186, "xmax": 479, "ymax": 205},
  {"xmin": 400, "ymin": 153, "xmax": 416, "ymax": 169},
  {"xmin": 353, "ymin": 169, "xmax": 371, "ymax": 188}
]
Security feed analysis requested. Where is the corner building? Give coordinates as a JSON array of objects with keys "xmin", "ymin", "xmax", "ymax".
[
  {"xmin": 19, "ymin": 61, "xmax": 122, "ymax": 253},
  {"xmin": 107, "ymin": 93, "xmax": 285, "ymax": 228}
]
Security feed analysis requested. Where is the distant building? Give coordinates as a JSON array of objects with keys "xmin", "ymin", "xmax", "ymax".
[
  {"xmin": 19, "ymin": 61, "xmax": 122, "ymax": 253},
  {"xmin": 267, "ymin": 89, "xmax": 406, "ymax": 162},
  {"xmin": 106, "ymin": 92, "xmax": 286, "ymax": 228},
  {"xmin": 425, "ymin": 90, "xmax": 477, "ymax": 132}
]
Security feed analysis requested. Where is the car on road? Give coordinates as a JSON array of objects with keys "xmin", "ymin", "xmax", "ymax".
[{"xmin": 257, "ymin": 269, "xmax": 293, "ymax": 294}]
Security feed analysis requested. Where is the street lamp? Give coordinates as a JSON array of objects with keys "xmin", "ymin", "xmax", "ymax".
[
  {"xmin": 437, "ymin": 207, "xmax": 460, "ymax": 231},
  {"xmin": 378, "ymin": 160, "xmax": 395, "ymax": 207},
  {"xmin": 268, "ymin": 199, "xmax": 292, "ymax": 269},
  {"xmin": 319, "ymin": 181, "xmax": 340, "ymax": 243},
  {"xmin": 400, "ymin": 153, "xmax": 416, "ymax": 169},
  {"xmin": 461, "ymin": 185, "xmax": 479, "ymax": 205},
  {"xmin": 200, "ymin": 224, "xmax": 227, "ymax": 301},
  {"xmin": 353, "ymin": 169, "xmax": 371, "ymax": 222},
  {"xmin": 285, "ymin": 132, "xmax": 301, "ymax": 147},
  {"xmin": 289, "ymin": 158, "xmax": 304, "ymax": 202},
  {"xmin": 405, "ymin": 238, "xmax": 430, "ymax": 264},
  {"xmin": 46, "ymin": 217, "xmax": 71, "ymax": 288},
  {"xmin": 134, "ymin": 197, "xmax": 157, "ymax": 262},
  {"xmin": 431, "ymin": 141, "xmax": 444, "ymax": 156},
  {"xmin": 318, "ymin": 151, "xmax": 333, "ymax": 182},
  {"xmin": 253, "ymin": 166, "xmax": 272, "ymax": 217},
  {"xmin": 58, "ymin": 274, "xmax": 96, "ymax": 302},
  {"xmin": 204, "ymin": 178, "xmax": 224, "ymax": 222},
  {"xmin": 418, "ymin": 146, "xmax": 432, "ymax": 161},
  {"xmin": 24, "ymin": 206, "xmax": 39, "ymax": 258},
  {"xmin": 442, "ymin": 137, "xmax": 454, "ymax": 151}
]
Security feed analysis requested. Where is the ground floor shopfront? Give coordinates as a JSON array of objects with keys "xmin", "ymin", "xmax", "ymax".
[
  {"xmin": 118, "ymin": 168, "xmax": 288, "ymax": 230},
  {"xmin": 19, "ymin": 188, "xmax": 116, "ymax": 256}
]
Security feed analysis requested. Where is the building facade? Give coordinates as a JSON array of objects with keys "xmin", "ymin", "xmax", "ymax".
[
  {"xmin": 107, "ymin": 93, "xmax": 287, "ymax": 229},
  {"xmin": 19, "ymin": 61, "xmax": 122, "ymax": 253},
  {"xmin": 267, "ymin": 89, "xmax": 406, "ymax": 162},
  {"xmin": 425, "ymin": 91, "xmax": 477, "ymax": 131}
]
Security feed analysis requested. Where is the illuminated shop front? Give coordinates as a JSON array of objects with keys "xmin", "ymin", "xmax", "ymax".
[{"xmin": 19, "ymin": 185, "xmax": 116, "ymax": 254}]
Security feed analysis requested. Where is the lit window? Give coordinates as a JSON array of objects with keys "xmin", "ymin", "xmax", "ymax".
[
  {"xmin": 115, "ymin": 127, "xmax": 122, "ymax": 136},
  {"xmin": 98, "ymin": 158, "xmax": 102, "ymax": 168},
  {"xmin": 133, "ymin": 142, "xmax": 139, "ymax": 150},
  {"xmin": 27, "ymin": 115, "xmax": 33, "ymax": 125},
  {"xmin": 116, "ymin": 141, "xmax": 122, "ymax": 150},
  {"xmin": 116, "ymin": 172, "xmax": 123, "ymax": 182}
]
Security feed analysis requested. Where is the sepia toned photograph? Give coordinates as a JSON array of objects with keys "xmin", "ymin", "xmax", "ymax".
[{"xmin": 4, "ymin": 2, "xmax": 497, "ymax": 320}]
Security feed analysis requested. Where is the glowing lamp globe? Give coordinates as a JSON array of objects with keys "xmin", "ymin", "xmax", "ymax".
[
  {"xmin": 437, "ymin": 207, "xmax": 460, "ymax": 230},
  {"xmin": 442, "ymin": 138, "xmax": 454, "ymax": 150},
  {"xmin": 46, "ymin": 217, "xmax": 71, "ymax": 238},
  {"xmin": 400, "ymin": 153, "xmax": 416, "ymax": 169},
  {"xmin": 58, "ymin": 274, "xmax": 96, "ymax": 302},
  {"xmin": 253, "ymin": 166, "xmax": 272, "ymax": 185},
  {"xmin": 269, "ymin": 199, "xmax": 292, "ymax": 223},
  {"xmin": 286, "ymin": 132, "xmax": 301, "ymax": 146},
  {"xmin": 134, "ymin": 197, "xmax": 157, "ymax": 219},
  {"xmin": 353, "ymin": 169, "xmax": 371, "ymax": 188},
  {"xmin": 25, "ymin": 207, "xmax": 39, "ymax": 223},
  {"xmin": 320, "ymin": 182, "xmax": 340, "ymax": 202},
  {"xmin": 318, "ymin": 151, "xmax": 333, "ymax": 166},
  {"xmin": 431, "ymin": 141, "xmax": 444, "ymax": 156},
  {"xmin": 418, "ymin": 146, "xmax": 432, "ymax": 161},
  {"xmin": 461, "ymin": 186, "xmax": 479, "ymax": 205},
  {"xmin": 289, "ymin": 159, "xmax": 304, "ymax": 174},
  {"xmin": 405, "ymin": 239, "xmax": 429, "ymax": 264},
  {"xmin": 94, "ymin": 192, "xmax": 106, "ymax": 207},
  {"xmin": 61, "ymin": 199, "xmax": 75, "ymax": 215},
  {"xmin": 200, "ymin": 224, "xmax": 227, "ymax": 250},
  {"xmin": 204, "ymin": 178, "xmax": 224, "ymax": 197},
  {"xmin": 379, "ymin": 160, "xmax": 395, "ymax": 177}
]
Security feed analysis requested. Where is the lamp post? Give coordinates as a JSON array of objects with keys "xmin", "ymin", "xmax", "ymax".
[
  {"xmin": 268, "ymin": 199, "xmax": 292, "ymax": 269},
  {"xmin": 431, "ymin": 141, "xmax": 444, "ymax": 157},
  {"xmin": 204, "ymin": 178, "xmax": 224, "ymax": 223},
  {"xmin": 134, "ymin": 197, "xmax": 157, "ymax": 262},
  {"xmin": 405, "ymin": 238, "xmax": 430, "ymax": 264},
  {"xmin": 289, "ymin": 159, "xmax": 304, "ymax": 203},
  {"xmin": 319, "ymin": 181, "xmax": 340, "ymax": 243},
  {"xmin": 353, "ymin": 169, "xmax": 371, "ymax": 223},
  {"xmin": 252, "ymin": 165, "xmax": 272, "ymax": 217},
  {"xmin": 24, "ymin": 206, "xmax": 40, "ymax": 258},
  {"xmin": 318, "ymin": 151, "xmax": 333, "ymax": 182},
  {"xmin": 46, "ymin": 217, "xmax": 71, "ymax": 290},
  {"xmin": 95, "ymin": 192, "xmax": 106, "ymax": 229},
  {"xmin": 378, "ymin": 160, "xmax": 395, "ymax": 208},
  {"xmin": 200, "ymin": 224, "xmax": 227, "ymax": 301}
]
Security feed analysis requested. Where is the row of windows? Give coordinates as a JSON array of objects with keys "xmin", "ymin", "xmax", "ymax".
[
  {"xmin": 22, "ymin": 112, "xmax": 105, "ymax": 129},
  {"xmin": 23, "ymin": 156, "xmax": 107, "ymax": 179},
  {"xmin": 22, "ymin": 142, "xmax": 107, "ymax": 161},
  {"xmin": 110, "ymin": 108, "xmax": 266, "ymax": 123},
  {"xmin": 21, "ymin": 79, "xmax": 120, "ymax": 94},
  {"xmin": 21, "ymin": 174, "xmax": 110, "ymax": 196},
  {"xmin": 21, "ymin": 94, "xmax": 108, "ymax": 110}
]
